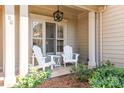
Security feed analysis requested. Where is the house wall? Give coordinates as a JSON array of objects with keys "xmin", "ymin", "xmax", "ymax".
[
  {"xmin": 0, "ymin": 6, "xmax": 3, "ymax": 70},
  {"xmin": 28, "ymin": 5, "xmax": 78, "ymax": 50},
  {"xmin": 77, "ymin": 13, "xmax": 89, "ymax": 63},
  {"xmin": 28, "ymin": 5, "xmax": 78, "ymax": 63},
  {"xmin": 102, "ymin": 5, "xmax": 124, "ymax": 67}
]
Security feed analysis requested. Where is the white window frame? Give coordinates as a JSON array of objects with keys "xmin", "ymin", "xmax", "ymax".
[{"xmin": 30, "ymin": 14, "xmax": 68, "ymax": 55}]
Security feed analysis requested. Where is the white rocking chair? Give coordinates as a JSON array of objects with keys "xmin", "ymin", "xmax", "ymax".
[
  {"xmin": 32, "ymin": 45, "xmax": 55, "ymax": 70},
  {"xmin": 62, "ymin": 45, "xmax": 80, "ymax": 67}
]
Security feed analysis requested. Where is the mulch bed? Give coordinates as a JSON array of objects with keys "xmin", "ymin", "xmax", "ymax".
[{"xmin": 37, "ymin": 74, "xmax": 89, "ymax": 88}]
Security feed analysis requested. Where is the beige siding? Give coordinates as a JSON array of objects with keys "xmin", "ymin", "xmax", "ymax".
[
  {"xmin": 102, "ymin": 5, "xmax": 124, "ymax": 66},
  {"xmin": 67, "ymin": 19, "xmax": 78, "ymax": 52},
  {"xmin": 77, "ymin": 13, "xmax": 88, "ymax": 63}
]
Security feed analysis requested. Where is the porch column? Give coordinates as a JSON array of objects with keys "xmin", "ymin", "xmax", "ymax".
[
  {"xmin": 4, "ymin": 5, "xmax": 16, "ymax": 87},
  {"xmin": 88, "ymin": 11, "xmax": 96, "ymax": 68},
  {"xmin": 19, "ymin": 5, "xmax": 29, "ymax": 76}
]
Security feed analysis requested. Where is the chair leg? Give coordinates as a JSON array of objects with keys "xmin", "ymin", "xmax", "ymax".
[
  {"xmin": 75, "ymin": 62, "xmax": 77, "ymax": 67},
  {"xmin": 51, "ymin": 65, "xmax": 53, "ymax": 70},
  {"xmin": 43, "ymin": 67, "xmax": 45, "ymax": 71},
  {"xmin": 64, "ymin": 63, "xmax": 66, "ymax": 67}
]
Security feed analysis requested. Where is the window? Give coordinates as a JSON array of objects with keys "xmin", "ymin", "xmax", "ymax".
[
  {"xmin": 32, "ymin": 21, "xmax": 43, "ymax": 51},
  {"xmin": 46, "ymin": 22, "xmax": 56, "ymax": 54},
  {"xmin": 57, "ymin": 40, "xmax": 63, "ymax": 52},
  {"xmin": 45, "ymin": 22, "xmax": 64, "ymax": 54},
  {"xmin": 57, "ymin": 24, "xmax": 64, "ymax": 52},
  {"xmin": 33, "ymin": 22, "xmax": 43, "ymax": 38}
]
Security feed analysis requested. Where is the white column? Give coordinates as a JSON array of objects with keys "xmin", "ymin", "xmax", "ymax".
[
  {"xmin": 4, "ymin": 5, "xmax": 16, "ymax": 87},
  {"xmin": 19, "ymin": 5, "xmax": 29, "ymax": 76},
  {"xmin": 88, "ymin": 12, "xmax": 96, "ymax": 68}
]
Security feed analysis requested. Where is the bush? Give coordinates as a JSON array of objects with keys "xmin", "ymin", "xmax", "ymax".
[
  {"xmin": 71, "ymin": 64, "xmax": 92, "ymax": 82},
  {"xmin": 99, "ymin": 60, "xmax": 114, "ymax": 68},
  {"xmin": 15, "ymin": 67, "xmax": 51, "ymax": 88},
  {"xmin": 89, "ymin": 61, "xmax": 124, "ymax": 88}
]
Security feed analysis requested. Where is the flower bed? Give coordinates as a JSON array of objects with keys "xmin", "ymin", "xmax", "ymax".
[{"xmin": 37, "ymin": 74, "xmax": 89, "ymax": 88}]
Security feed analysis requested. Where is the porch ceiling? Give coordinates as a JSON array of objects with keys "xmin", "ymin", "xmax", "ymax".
[
  {"xmin": 32, "ymin": 5, "xmax": 104, "ymax": 16},
  {"xmin": 31, "ymin": 5, "xmax": 87, "ymax": 16},
  {"xmin": 67, "ymin": 5, "xmax": 104, "ymax": 12}
]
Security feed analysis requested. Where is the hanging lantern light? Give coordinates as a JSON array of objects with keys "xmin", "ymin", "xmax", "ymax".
[{"xmin": 53, "ymin": 5, "xmax": 63, "ymax": 22}]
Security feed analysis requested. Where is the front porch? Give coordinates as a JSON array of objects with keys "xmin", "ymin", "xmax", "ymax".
[
  {"xmin": 0, "ymin": 65, "xmax": 72, "ymax": 87},
  {"xmin": 0, "ymin": 5, "xmax": 103, "ymax": 87}
]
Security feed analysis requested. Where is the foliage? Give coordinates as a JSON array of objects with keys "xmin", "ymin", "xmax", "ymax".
[
  {"xmin": 89, "ymin": 61, "xmax": 124, "ymax": 88},
  {"xmin": 100, "ymin": 60, "xmax": 114, "ymax": 68},
  {"xmin": 15, "ymin": 67, "xmax": 51, "ymax": 88},
  {"xmin": 70, "ymin": 64, "xmax": 93, "ymax": 82}
]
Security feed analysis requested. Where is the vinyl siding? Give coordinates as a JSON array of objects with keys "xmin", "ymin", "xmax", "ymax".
[
  {"xmin": 102, "ymin": 5, "xmax": 124, "ymax": 66},
  {"xmin": 77, "ymin": 13, "xmax": 88, "ymax": 63},
  {"xmin": 67, "ymin": 19, "xmax": 78, "ymax": 53}
]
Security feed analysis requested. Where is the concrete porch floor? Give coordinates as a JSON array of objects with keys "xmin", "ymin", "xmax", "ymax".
[
  {"xmin": 0, "ymin": 65, "xmax": 73, "ymax": 87},
  {"xmin": 51, "ymin": 66, "xmax": 72, "ymax": 78}
]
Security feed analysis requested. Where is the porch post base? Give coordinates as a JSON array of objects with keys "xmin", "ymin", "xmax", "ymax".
[
  {"xmin": 88, "ymin": 61, "xmax": 96, "ymax": 69},
  {"xmin": 4, "ymin": 76, "xmax": 16, "ymax": 87}
]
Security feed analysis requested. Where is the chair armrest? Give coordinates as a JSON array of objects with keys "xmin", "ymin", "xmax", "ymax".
[
  {"xmin": 32, "ymin": 54, "xmax": 46, "ymax": 59},
  {"xmin": 73, "ymin": 53, "xmax": 80, "ymax": 56},
  {"xmin": 32, "ymin": 53, "xmax": 46, "ymax": 66},
  {"xmin": 42, "ymin": 57, "xmax": 47, "ymax": 59}
]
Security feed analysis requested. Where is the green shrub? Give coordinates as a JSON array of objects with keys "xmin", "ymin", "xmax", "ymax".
[
  {"xmin": 89, "ymin": 62, "xmax": 124, "ymax": 88},
  {"xmin": 99, "ymin": 60, "xmax": 114, "ymax": 68},
  {"xmin": 71, "ymin": 64, "xmax": 92, "ymax": 82},
  {"xmin": 15, "ymin": 67, "xmax": 51, "ymax": 88}
]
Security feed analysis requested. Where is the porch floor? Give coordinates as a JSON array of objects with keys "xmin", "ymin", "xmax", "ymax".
[{"xmin": 51, "ymin": 66, "xmax": 72, "ymax": 78}]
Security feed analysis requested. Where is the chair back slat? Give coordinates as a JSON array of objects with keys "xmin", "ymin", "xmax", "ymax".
[
  {"xmin": 32, "ymin": 45, "xmax": 44, "ymax": 66},
  {"xmin": 63, "ymin": 46, "xmax": 73, "ymax": 61}
]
